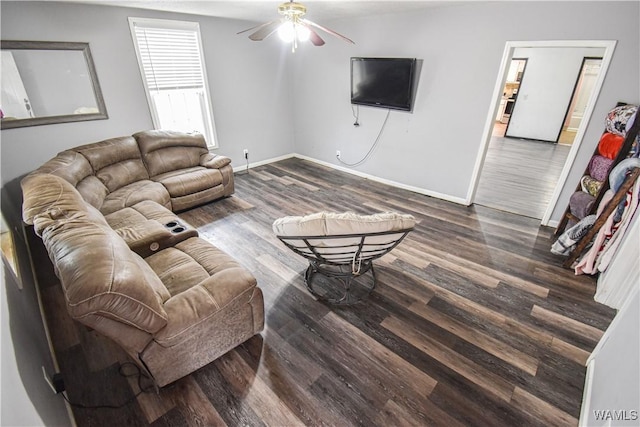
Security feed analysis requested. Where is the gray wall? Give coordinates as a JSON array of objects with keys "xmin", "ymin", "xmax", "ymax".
[
  {"xmin": 291, "ymin": 1, "xmax": 639, "ymax": 218},
  {"xmin": 0, "ymin": 1, "xmax": 295, "ymax": 194}
]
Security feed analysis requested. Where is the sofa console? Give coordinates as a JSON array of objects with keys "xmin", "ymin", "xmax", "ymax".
[{"xmin": 21, "ymin": 130, "xmax": 264, "ymax": 387}]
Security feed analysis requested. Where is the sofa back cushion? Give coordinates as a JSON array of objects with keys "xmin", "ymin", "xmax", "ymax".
[
  {"xmin": 30, "ymin": 150, "xmax": 109, "ymax": 210},
  {"xmin": 21, "ymin": 173, "xmax": 107, "ymax": 228},
  {"xmin": 134, "ymin": 130, "xmax": 208, "ymax": 177},
  {"xmin": 75, "ymin": 136, "xmax": 149, "ymax": 192},
  {"xmin": 40, "ymin": 217, "xmax": 170, "ymax": 334},
  {"xmin": 22, "ymin": 174, "xmax": 169, "ymax": 335}
]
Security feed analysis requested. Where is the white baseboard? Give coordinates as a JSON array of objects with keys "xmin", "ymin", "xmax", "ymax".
[
  {"xmin": 292, "ymin": 153, "xmax": 469, "ymax": 206},
  {"xmin": 546, "ymin": 219, "xmax": 559, "ymax": 228},
  {"xmin": 579, "ymin": 358, "xmax": 596, "ymax": 427},
  {"xmin": 232, "ymin": 153, "xmax": 294, "ymax": 173},
  {"xmin": 233, "ymin": 153, "xmax": 565, "ymax": 219}
]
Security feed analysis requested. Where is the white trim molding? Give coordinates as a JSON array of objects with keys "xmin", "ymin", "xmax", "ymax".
[{"xmin": 467, "ymin": 39, "xmax": 618, "ymax": 226}]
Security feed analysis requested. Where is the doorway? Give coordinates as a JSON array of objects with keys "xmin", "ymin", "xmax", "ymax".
[
  {"xmin": 496, "ymin": 58, "xmax": 527, "ymax": 135},
  {"xmin": 558, "ymin": 57, "xmax": 603, "ymax": 145},
  {"xmin": 467, "ymin": 40, "xmax": 617, "ymax": 225}
]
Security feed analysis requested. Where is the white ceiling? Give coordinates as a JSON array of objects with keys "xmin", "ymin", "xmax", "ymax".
[{"xmin": 55, "ymin": 0, "xmax": 459, "ymax": 23}]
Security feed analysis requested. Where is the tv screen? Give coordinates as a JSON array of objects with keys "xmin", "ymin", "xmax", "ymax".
[{"xmin": 350, "ymin": 57, "xmax": 417, "ymax": 111}]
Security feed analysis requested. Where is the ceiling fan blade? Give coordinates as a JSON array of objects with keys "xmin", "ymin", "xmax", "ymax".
[
  {"xmin": 245, "ymin": 20, "xmax": 282, "ymax": 41},
  {"xmin": 237, "ymin": 21, "xmax": 271, "ymax": 35},
  {"xmin": 299, "ymin": 21, "xmax": 325, "ymax": 46},
  {"xmin": 301, "ymin": 19, "xmax": 355, "ymax": 44}
]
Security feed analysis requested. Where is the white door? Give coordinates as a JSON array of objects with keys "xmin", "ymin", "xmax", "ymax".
[{"xmin": 1, "ymin": 51, "xmax": 33, "ymax": 119}]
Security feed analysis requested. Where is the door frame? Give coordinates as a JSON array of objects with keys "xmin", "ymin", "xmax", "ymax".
[
  {"xmin": 466, "ymin": 40, "xmax": 617, "ymax": 226},
  {"xmin": 503, "ymin": 57, "xmax": 528, "ymax": 137},
  {"xmin": 557, "ymin": 56, "xmax": 604, "ymax": 143}
]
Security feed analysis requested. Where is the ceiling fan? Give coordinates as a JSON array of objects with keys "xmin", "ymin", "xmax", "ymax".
[{"xmin": 237, "ymin": 1, "xmax": 355, "ymax": 51}]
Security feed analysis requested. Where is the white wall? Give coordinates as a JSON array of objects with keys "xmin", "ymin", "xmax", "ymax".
[
  {"xmin": 291, "ymin": 1, "xmax": 639, "ymax": 219},
  {"xmin": 594, "ymin": 212, "xmax": 639, "ymax": 309},
  {"xmin": 581, "ymin": 286, "xmax": 640, "ymax": 426},
  {"xmin": 506, "ymin": 47, "xmax": 605, "ymax": 142}
]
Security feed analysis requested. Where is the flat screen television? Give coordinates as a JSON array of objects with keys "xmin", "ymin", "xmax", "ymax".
[{"xmin": 350, "ymin": 57, "xmax": 417, "ymax": 112}]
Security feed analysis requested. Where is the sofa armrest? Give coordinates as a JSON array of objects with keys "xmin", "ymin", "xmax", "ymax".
[
  {"xmin": 200, "ymin": 153, "xmax": 231, "ymax": 169},
  {"xmin": 115, "ymin": 220, "xmax": 198, "ymax": 258}
]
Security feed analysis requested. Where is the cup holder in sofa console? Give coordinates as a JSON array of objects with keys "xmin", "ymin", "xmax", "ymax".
[{"xmin": 165, "ymin": 221, "xmax": 186, "ymax": 234}]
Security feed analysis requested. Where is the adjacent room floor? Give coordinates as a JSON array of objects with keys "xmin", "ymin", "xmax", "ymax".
[
  {"xmin": 30, "ymin": 158, "xmax": 614, "ymax": 426},
  {"xmin": 475, "ymin": 123, "xmax": 571, "ymax": 219}
]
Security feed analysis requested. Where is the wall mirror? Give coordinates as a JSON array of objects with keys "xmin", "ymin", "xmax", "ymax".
[{"xmin": 1, "ymin": 40, "xmax": 108, "ymax": 129}]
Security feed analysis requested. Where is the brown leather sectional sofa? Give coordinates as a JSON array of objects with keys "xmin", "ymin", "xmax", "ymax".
[{"xmin": 21, "ymin": 130, "xmax": 264, "ymax": 387}]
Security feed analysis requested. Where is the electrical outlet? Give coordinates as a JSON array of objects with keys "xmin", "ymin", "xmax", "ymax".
[
  {"xmin": 243, "ymin": 149, "xmax": 249, "ymax": 159},
  {"xmin": 42, "ymin": 366, "xmax": 65, "ymax": 394},
  {"xmin": 336, "ymin": 150, "xmax": 341, "ymax": 158}
]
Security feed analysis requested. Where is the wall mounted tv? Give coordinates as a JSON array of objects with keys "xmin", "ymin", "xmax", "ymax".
[{"xmin": 350, "ymin": 57, "xmax": 417, "ymax": 112}]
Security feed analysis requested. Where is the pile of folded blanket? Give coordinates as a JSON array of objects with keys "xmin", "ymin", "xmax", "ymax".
[{"xmin": 552, "ymin": 104, "xmax": 640, "ymax": 275}]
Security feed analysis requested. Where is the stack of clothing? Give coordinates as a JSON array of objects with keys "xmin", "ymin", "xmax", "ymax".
[
  {"xmin": 569, "ymin": 104, "xmax": 638, "ymax": 224},
  {"xmin": 552, "ymin": 104, "xmax": 640, "ymax": 275}
]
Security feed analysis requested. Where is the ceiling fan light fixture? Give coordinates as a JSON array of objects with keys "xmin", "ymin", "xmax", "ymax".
[
  {"xmin": 238, "ymin": 1, "xmax": 354, "ymax": 49},
  {"xmin": 296, "ymin": 24, "xmax": 311, "ymax": 42},
  {"xmin": 278, "ymin": 21, "xmax": 296, "ymax": 42}
]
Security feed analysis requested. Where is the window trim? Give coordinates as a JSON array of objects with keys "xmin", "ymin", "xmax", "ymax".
[{"xmin": 128, "ymin": 17, "xmax": 218, "ymax": 149}]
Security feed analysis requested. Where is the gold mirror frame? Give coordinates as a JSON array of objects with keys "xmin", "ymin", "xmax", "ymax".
[{"xmin": 1, "ymin": 40, "xmax": 108, "ymax": 129}]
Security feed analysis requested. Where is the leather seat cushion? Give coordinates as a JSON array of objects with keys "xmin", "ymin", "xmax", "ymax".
[
  {"xmin": 145, "ymin": 237, "xmax": 258, "ymax": 347},
  {"xmin": 100, "ymin": 180, "xmax": 170, "ymax": 215},
  {"xmin": 153, "ymin": 167, "xmax": 223, "ymax": 198},
  {"xmin": 105, "ymin": 200, "xmax": 189, "ymax": 230}
]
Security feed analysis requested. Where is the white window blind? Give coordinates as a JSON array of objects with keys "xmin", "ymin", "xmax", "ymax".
[
  {"xmin": 129, "ymin": 17, "xmax": 217, "ymax": 148},
  {"xmin": 134, "ymin": 27, "xmax": 204, "ymax": 91}
]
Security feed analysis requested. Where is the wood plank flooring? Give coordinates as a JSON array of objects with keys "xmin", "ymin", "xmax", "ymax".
[
  {"xmin": 475, "ymin": 124, "xmax": 571, "ymax": 219},
  {"xmin": 32, "ymin": 158, "xmax": 615, "ymax": 426}
]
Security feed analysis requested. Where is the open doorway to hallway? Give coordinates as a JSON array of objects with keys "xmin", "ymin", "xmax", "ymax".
[
  {"xmin": 474, "ymin": 124, "xmax": 570, "ymax": 219},
  {"xmin": 469, "ymin": 41, "xmax": 616, "ymax": 223},
  {"xmin": 558, "ymin": 57, "xmax": 603, "ymax": 146}
]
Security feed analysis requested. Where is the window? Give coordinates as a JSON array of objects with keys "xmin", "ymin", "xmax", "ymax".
[{"xmin": 129, "ymin": 17, "xmax": 218, "ymax": 148}]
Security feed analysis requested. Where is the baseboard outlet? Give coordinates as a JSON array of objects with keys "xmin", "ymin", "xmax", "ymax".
[
  {"xmin": 42, "ymin": 366, "xmax": 65, "ymax": 394},
  {"xmin": 232, "ymin": 153, "xmax": 295, "ymax": 173}
]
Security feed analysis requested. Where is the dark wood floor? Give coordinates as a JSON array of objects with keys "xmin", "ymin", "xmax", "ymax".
[{"xmin": 34, "ymin": 158, "xmax": 616, "ymax": 426}]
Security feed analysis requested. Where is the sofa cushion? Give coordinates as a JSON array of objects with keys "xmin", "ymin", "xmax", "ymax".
[
  {"xmin": 22, "ymin": 174, "xmax": 171, "ymax": 334},
  {"xmin": 144, "ymin": 237, "xmax": 258, "ymax": 345},
  {"xmin": 99, "ymin": 180, "xmax": 171, "ymax": 215},
  {"xmin": 30, "ymin": 150, "xmax": 109, "ymax": 210},
  {"xmin": 21, "ymin": 173, "xmax": 108, "ymax": 229},
  {"xmin": 33, "ymin": 150, "xmax": 93, "ymax": 185},
  {"xmin": 134, "ymin": 130, "xmax": 209, "ymax": 177},
  {"xmin": 154, "ymin": 167, "xmax": 223, "ymax": 198},
  {"xmin": 169, "ymin": 186, "xmax": 228, "ymax": 213},
  {"xmin": 273, "ymin": 211, "xmax": 416, "ymax": 237},
  {"xmin": 272, "ymin": 211, "xmax": 416, "ymax": 263},
  {"xmin": 105, "ymin": 201, "xmax": 175, "ymax": 228},
  {"xmin": 75, "ymin": 136, "xmax": 149, "ymax": 192},
  {"xmin": 39, "ymin": 216, "xmax": 170, "ymax": 334}
]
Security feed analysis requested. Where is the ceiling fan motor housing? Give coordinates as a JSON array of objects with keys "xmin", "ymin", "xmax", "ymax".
[{"xmin": 278, "ymin": 2, "xmax": 307, "ymax": 18}]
